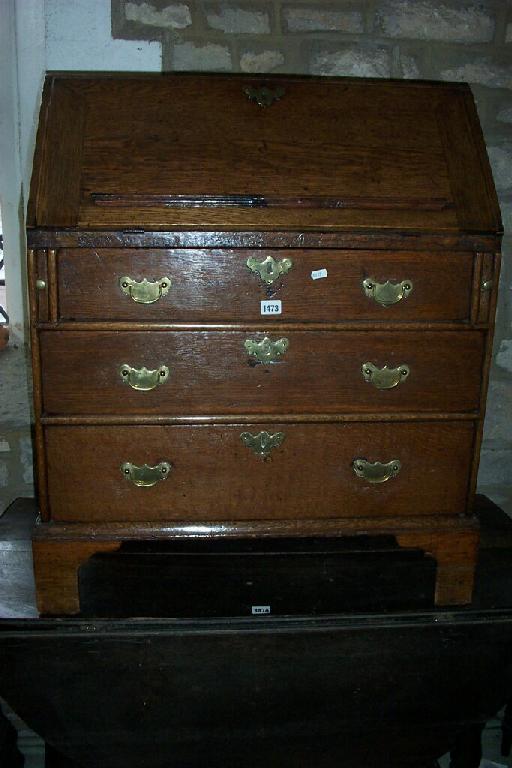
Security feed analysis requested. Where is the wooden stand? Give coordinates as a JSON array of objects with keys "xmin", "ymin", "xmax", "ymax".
[
  {"xmin": 5, "ymin": 496, "xmax": 512, "ymax": 768},
  {"xmin": 32, "ymin": 516, "xmax": 479, "ymax": 615}
]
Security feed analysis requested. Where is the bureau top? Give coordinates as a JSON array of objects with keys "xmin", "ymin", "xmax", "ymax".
[{"xmin": 27, "ymin": 72, "xmax": 501, "ymax": 236}]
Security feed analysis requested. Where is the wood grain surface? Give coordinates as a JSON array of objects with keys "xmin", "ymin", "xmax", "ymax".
[
  {"xmin": 25, "ymin": 73, "xmax": 502, "ymax": 613},
  {"xmin": 3, "ymin": 607, "xmax": 512, "ymax": 766},
  {"xmin": 27, "ymin": 73, "xmax": 501, "ymax": 233},
  {"xmin": 27, "ymin": 229, "xmax": 501, "ymax": 252},
  {"xmin": 44, "ymin": 421, "xmax": 475, "ymax": 522},
  {"xmin": 31, "ymin": 514, "xmax": 480, "ymax": 613},
  {"xmin": 39, "ymin": 329, "xmax": 484, "ymax": 415},
  {"xmin": 31, "ymin": 515, "xmax": 480, "ymax": 614},
  {"xmin": 31, "ymin": 80, "xmax": 85, "ymax": 227},
  {"xmin": 56, "ymin": 248, "xmax": 474, "ymax": 323}
]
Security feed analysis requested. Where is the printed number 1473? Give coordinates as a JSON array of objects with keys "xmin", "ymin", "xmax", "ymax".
[{"xmin": 261, "ymin": 300, "xmax": 282, "ymax": 315}]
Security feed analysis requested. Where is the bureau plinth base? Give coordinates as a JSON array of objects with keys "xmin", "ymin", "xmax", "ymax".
[{"xmin": 32, "ymin": 516, "xmax": 479, "ymax": 616}]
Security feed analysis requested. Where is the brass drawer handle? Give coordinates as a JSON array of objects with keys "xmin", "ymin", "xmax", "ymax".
[
  {"xmin": 352, "ymin": 458, "xmax": 401, "ymax": 484},
  {"xmin": 362, "ymin": 278, "xmax": 413, "ymax": 307},
  {"xmin": 119, "ymin": 364, "xmax": 170, "ymax": 391},
  {"xmin": 245, "ymin": 336, "xmax": 289, "ymax": 364},
  {"xmin": 362, "ymin": 362, "xmax": 410, "ymax": 390},
  {"xmin": 241, "ymin": 431, "xmax": 285, "ymax": 457},
  {"xmin": 121, "ymin": 461, "xmax": 172, "ymax": 487},
  {"xmin": 247, "ymin": 255, "xmax": 293, "ymax": 285},
  {"xmin": 119, "ymin": 276, "xmax": 172, "ymax": 304}
]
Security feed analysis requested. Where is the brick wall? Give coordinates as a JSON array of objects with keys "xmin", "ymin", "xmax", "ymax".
[{"xmin": 112, "ymin": 0, "xmax": 512, "ymax": 510}]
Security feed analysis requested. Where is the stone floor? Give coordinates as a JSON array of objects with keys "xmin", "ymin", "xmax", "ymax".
[
  {"xmin": 2, "ymin": 703, "xmax": 44, "ymax": 768},
  {"xmin": 0, "ymin": 344, "xmax": 33, "ymax": 517}
]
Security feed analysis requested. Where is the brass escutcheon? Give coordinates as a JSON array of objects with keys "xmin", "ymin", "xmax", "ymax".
[
  {"xmin": 119, "ymin": 364, "xmax": 170, "ymax": 391},
  {"xmin": 244, "ymin": 86, "xmax": 285, "ymax": 107},
  {"xmin": 362, "ymin": 278, "xmax": 413, "ymax": 307},
  {"xmin": 361, "ymin": 362, "xmax": 410, "ymax": 390},
  {"xmin": 121, "ymin": 461, "xmax": 172, "ymax": 487},
  {"xmin": 352, "ymin": 458, "xmax": 402, "ymax": 484},
  {"xmin": 119, "ymin": 276, "xmax": 172, "ymax": 304},
  {"xmin": 240, "ymin": 431, "xmax": 285, "ymax": 457},
  {"xmin": 245, "ymin": 336, "xmax": 289, "ymax": 364},
  {"xmin": 246, "ymin": 255, "xmax": 293, "ymax": 285}
]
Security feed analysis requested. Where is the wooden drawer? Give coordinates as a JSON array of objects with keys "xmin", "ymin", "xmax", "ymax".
[
  {"xmin": 40, "ymin": 329, "xmax": 484, "ymax": 415},
  {"xmin": 45, "ymin": 422, "xmax": 475, "ymax": 522},
  {"xmin": 56, "ymin": 249, "xmax": 474, "ymax": 323}
]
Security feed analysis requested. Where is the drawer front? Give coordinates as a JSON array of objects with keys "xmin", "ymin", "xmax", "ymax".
[
  {"xmin": 56, "ymin": 249, "xmax": 474, "ymax": 323},
  {"xmin": 40, "ymin": 330, "xmax": 484, "ymax": 415},
  {"xmin": 45, "ymin": 422, "xmax": 475, "ymax": 522}
]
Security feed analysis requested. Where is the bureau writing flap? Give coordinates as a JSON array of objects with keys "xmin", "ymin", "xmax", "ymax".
[{"xmin": 27, "ymin": 72, "xmax": 501, "ymax": 233}]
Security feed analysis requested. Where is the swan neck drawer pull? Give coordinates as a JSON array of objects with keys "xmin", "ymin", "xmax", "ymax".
[
  {"xmin": 362, "ymin": 362, "xmax": 410, "ymax": 389},
  {"xmin": 245, "ymin": 336, "xmax": 289, "ymax": 364},
  {"xmin": 240, "ymin": 431, "xmax": 285, "ymax": 457},
  {"xmin": 352, "ymin": 458, "xmax": 402, "ymax": 484},
  {"xmin": 121, "ymin": 462, "xmax": 172, "ymax": 487},
  {"xmin": 247, "ymin": 255, "xmax": 293, "ymax": 285},
  {"xmin": 119, "ymin": 364, "xmax": 170, "ymax": 391},
  {"xmin": 119, "ymin": 276, "xmax": 172, "ymax": 304},
  {"xmin": 362, "ymin": 278, "xmax": 413, "ymax": 307},
  {"xmin": 244, "ymin": 86, "xmax": 285, "ymax": 107}
]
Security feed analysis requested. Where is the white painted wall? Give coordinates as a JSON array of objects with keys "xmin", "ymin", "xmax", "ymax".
[
  {"xmin": 46, "ymin": 0, "xmax": 161, "ymax": 71},
  {"xmin": 0, "ymin": 0, "xmax": 41, "ymax": 340},
  {"xmin": 0, "ymin": 0, "xmax": 161, "ymax": 342}
]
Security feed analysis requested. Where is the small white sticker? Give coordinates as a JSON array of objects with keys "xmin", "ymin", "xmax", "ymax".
[
  {"xmin": 260, "ymin": 300, "xmax": 282, "ymax": 315},
  {"xmin": 311, "ymin": 268, "xmax": 328, "ymax": 280},
  {"xmin": 252, "ymin": 605, "xmax": 271, "ymax": 615}
]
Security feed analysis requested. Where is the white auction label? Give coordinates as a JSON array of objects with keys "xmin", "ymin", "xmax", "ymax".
[
  {"xmin": 252, "ymin": 606, "xmax": 271, "ymax": 615},
  {"xmin": 260, "ymin": 300, "xmax": 282, "ymax": 315},
  {"xmin": 311, "ymin": 268, "xmax": 328, "ymax": 280}
]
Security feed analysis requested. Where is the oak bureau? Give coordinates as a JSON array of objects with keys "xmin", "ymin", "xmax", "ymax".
[{"xmin": 27, "ymin": 73, "xmax": 502, "ymax": 615}]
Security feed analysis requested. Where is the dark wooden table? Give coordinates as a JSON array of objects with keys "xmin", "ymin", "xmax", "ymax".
[{"xmin": 1, "ymin": 497, "xmax": 512, "ymax": 768}]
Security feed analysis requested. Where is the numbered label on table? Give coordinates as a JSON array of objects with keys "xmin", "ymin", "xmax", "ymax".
[
  {"xmin": 261, "ymin": 300, "xmax": 282, "ymax": 316},
  {"xmin": 252, "ymin": 605, "xmax": 271, "ymax": 615}
]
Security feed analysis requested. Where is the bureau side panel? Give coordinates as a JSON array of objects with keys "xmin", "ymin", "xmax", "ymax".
[
  {"xmin": 468, "ymin": 251, "xmax": 502, "ymax": 509},
  {"xmin": 27, "ymin": 249, "xmax": 49, "ymax": 520}
]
